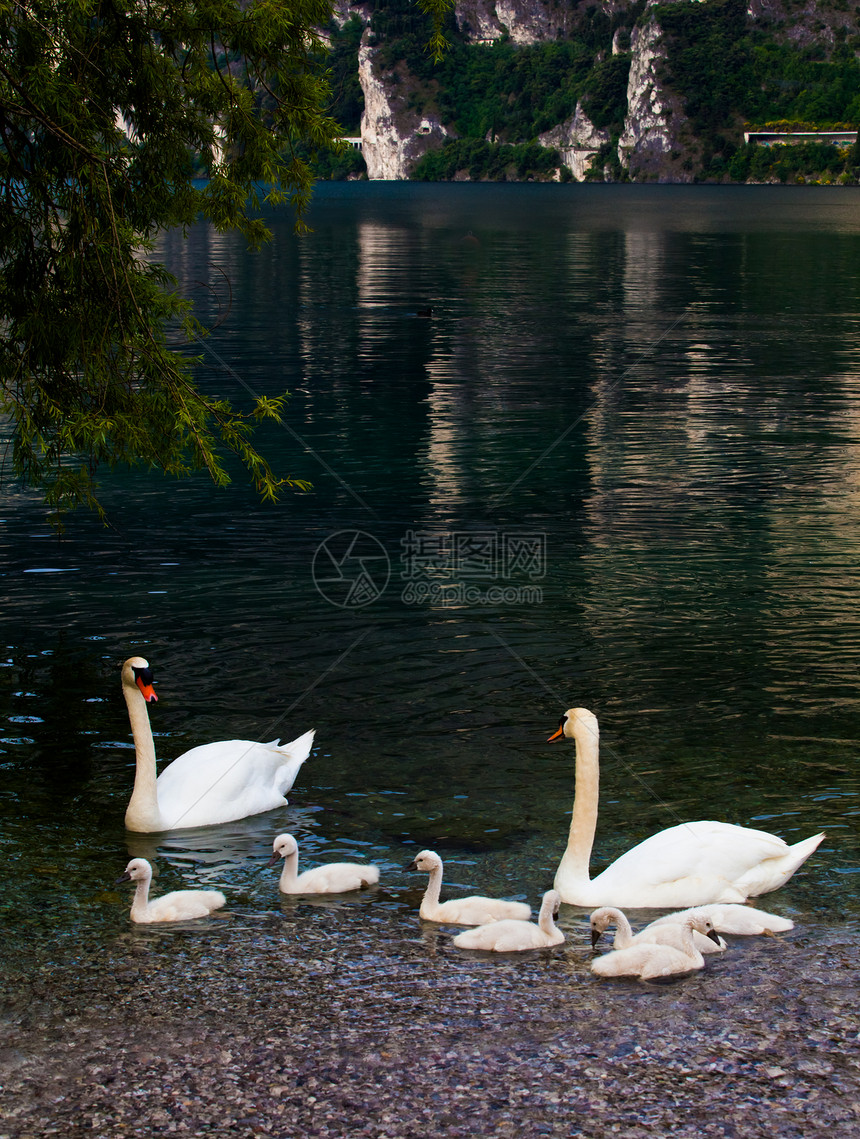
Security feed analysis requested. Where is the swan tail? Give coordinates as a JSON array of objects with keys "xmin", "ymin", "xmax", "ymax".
[
  {"xmin": 271, "ymin": 728, "xmax": 315, "ymax": 762},
  {"xmin": 742, "ymin": 831, "xmax": 825, "ymax": 897}
]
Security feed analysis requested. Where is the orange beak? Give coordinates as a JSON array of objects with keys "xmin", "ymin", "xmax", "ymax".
[
  {"xmin": 547, "ymin": 726, "xmax": 564, "ymax": 742},
  {"xmin": 136, "ymin": 676, "xmax": 158, "ymax": 703}
]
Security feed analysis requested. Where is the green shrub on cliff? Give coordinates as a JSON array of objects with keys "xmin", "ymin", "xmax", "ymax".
[
  {"xmin": 412, "ymin": 139, "xmax": 565, "ymax": 180},
  {"xmin": 656, "ymin": 0, "xmax": 860, "ymax": 176},
  {"xmin": 726, "ymin": 140, "xmax": 858, "ymax": 183},
  {"xmin": 327, "ymin": 0, "xmax": 860, "ymax": 184}
]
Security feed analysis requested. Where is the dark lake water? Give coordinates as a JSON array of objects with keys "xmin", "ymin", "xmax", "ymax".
[{"xmin": 2, "ymin": 183, "xmax": 859, "ymax": 963}]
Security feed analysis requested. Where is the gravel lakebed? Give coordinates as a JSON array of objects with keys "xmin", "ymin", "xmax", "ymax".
[{"xmin": 1, "ymin": 896, "xmax": 858, "ymax": 1138}]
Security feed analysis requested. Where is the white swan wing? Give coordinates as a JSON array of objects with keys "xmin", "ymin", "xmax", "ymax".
[
  {"xmin": 649, "ymin": 903, "xmax": 794, "ymax": 935},
  {"xmin": 136, "ymin": 889, "xmax": 226, "ymax": 923},
  {"xmin": 469, "ymin": 897, "xmax": 531, "ymax": 922},
  {"xmin": 293, "ymin": 863, "xmax": 380, "ymax": 894},
  {"xmin": 592, "ymin": 940, "xmax": 701, "ymax": 979},
  {"xmin": 155, "ymin": 729, "xmax": 314, "ymax": 829},
  {"xmin": 427, "ymin": 896, "xmax": 531, "ymax": 925},
  {"xmin": 484, "ymin": 921, "xmax": 550, "ymax": 951},
  {"xmin": 590, "ymin": 821, "xmax": 794, "ymax": 908},
  {"xmin": 454, "ymin": 918, "xmax": 551, "ymax": 951}
]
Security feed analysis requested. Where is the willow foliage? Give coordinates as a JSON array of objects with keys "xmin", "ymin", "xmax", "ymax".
[{"xmin": 0, "ymin": 0, "xmax": 450, "ymax": 521}]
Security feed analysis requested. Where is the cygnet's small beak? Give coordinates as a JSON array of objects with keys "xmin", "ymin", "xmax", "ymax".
[
  {"xmin": 405, "ymin": 859, "xmax": 418, "ymax": 872},
  {"xmin": 266, "ymin": 851, "xmax": 282, "ymax": 868},
  {"xmin": 115, "ymin": 871, "xmax": 132, "ymax": 884},
  {"xmin": 706, "ymin": 929, "xmax": 723, "ymax": 945},
  {"xmin": 590, "ymin": 927, "xmax": 602, "ymax": 949}
]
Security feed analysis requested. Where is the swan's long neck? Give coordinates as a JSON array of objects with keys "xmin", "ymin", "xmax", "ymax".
[
  {"xmin": 130, "ymin": 875, "xmax": 152, "ymax": 920},
  {"xmin": 278, "ymin": 850, "xmax": 300, "ymax": 890},
  {"xmin": 610, "ymin": 908, "xmax": 634, "ymax": 948},
  {"xmin": 538, "ymin": 897, "xmax": 558, "ymax": 936},
  {"xmin": 123, "ymin": 680, "xmax": 162, "ymax": 832},
  {"xmin": 615, "ymin": 911, "xmax": 637, "ymax": 947},
  {"xmin": 423, "ymin": 864, "xmax": 443, "ymax": 909},
  {"xmin": 557, "ymin": 719, "xmax": 600, "ymax": 886},
  {"xmin": 680, "ymin": 921, "xmax": 699, "ymax": 958}
]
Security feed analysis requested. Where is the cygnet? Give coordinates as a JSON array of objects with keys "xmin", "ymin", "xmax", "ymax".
[
  {"xmin": 269, "ymin": 833, "xmax": 379, "ymax": 894},
  {"xmin": 452, "ymin": 890, "xmax": 564, "ymax": 952},
  {"xmin": 407, "ymin": 849, "xmax": 530, "ymax": 925},
  {"xmin": 591, "ymin": 913, "xmax": 722, "ymax": 980},
  {"xmin": 117, "ymin": 858, "xmax": 226, "ymax": 923}
]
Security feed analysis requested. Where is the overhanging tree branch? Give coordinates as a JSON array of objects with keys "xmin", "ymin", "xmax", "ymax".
[{"xmin": 0, "ymin": 0, "xmax": 452, "ymax": 524}]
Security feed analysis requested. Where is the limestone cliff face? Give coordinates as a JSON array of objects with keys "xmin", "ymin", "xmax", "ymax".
[
  {"xmin": 354, "ymin": 0, "xmax": 688, "ymax": 181},
  {"xmin": 454, "ymin": 0, "xmax": 555, "ymax": 44},
  {"xmin": 358, "ymin": 34, "xmax": 451, "ymax": 180},
  {"xmin": 351, "ymin": 0, "xmax": 853, "ymax": 182},
  {"xmin": 538, "ymin": 104, "xmax": 610, "ymax": 181},
  {"xmin": 617, "ymin": 19, "xmax": 690, "ymax": 181}
]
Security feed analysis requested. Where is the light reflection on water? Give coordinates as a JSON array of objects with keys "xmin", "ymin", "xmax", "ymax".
[{"xmin": 1, "ymin": 185, "xmax": 860, "ymax": 966}]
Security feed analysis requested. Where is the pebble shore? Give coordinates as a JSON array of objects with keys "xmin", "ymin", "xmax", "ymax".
[{"xmin": 2, "ymin": 902, "xmax": 858, "ymax": 1138}]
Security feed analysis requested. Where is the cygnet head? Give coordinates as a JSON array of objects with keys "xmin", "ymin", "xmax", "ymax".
[
  {"xmin": 269, "ymin": 833, "xmax": 299, "ymax": 866},
  {"xmin": 121, "ymin": 656, "xmax": 158, "ymax": 703},
  {"xmin": 547, "ymin": 707, "xmax": 598, "ymax": 743},
  {"xmin": 116, "ymin": 857, "xmax": 152, "ymax": 884},
  {"xmin": 687, "ymin": 912, "xmax": 722, "ymax": 945},
  {"xmin": 589, "ymin": 906, "xmax": 622, "ymax": 948},
  {"xmin": 407, "ymin": 849, "xmax": 442, "ymax": 873}
]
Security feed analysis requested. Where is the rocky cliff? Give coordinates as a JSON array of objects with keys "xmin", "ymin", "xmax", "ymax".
[
  {"xmin": 343, "ymin": 0, "xmax": 860, "ymax": 182},
  {"xmin": 358, "ymin": 33, "xmax": 452, "ymax": 179},
  {"xmin": 617, "ymin": 18, "xmax": 688, "ymax": 182}
]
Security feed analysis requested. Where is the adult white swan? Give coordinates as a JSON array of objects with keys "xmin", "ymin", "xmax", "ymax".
[
  {"xmin": 122, "ymin": 656, "xmax": 314, "ymax": 832},
  {"xmin": 453, "ymin": 890, "xmax": 564, "ymax": 952},
  {"xmin": 117, "ymin": 858, "xmax": 226, "ymax": 923},
  {"xmin": 268, "ymin": 833, "xmax": 379, "ymax": 894},
  {"xmin": 549, "ymin": 708, "xmax": 824, "ymax": 908}
]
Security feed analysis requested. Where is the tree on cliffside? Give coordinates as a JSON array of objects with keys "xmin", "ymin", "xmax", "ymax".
[{"xmin": 0, "ymin": 0, "xmax": 451, "ymax": 522}]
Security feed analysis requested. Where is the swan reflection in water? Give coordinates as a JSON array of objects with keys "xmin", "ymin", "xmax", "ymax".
[{"xmin": 125, "ymin": 805, "xmax": 324, "ymax": 886}]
